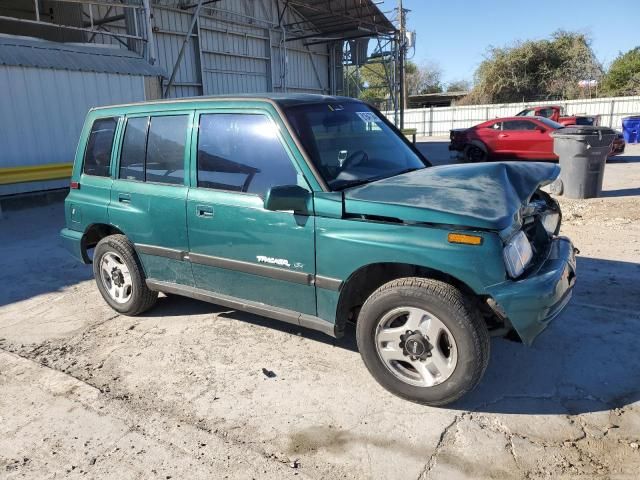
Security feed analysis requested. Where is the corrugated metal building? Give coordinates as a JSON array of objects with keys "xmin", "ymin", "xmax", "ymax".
[{"xmin": 0, "ymin": 0, "xmax": 395, "ymax": 196}]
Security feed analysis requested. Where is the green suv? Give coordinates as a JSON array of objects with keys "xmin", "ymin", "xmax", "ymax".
[{"xmin": 61, "ymin": 94, "xmax": 576, "ymax": 405}]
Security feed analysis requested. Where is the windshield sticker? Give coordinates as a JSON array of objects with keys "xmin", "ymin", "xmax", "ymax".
[{"xmin": 355, "ymin": 111, "xmax": 381, "ymax": 123}]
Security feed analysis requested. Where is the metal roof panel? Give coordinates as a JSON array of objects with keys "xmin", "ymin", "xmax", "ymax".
[{"xmin": 0, "ymin": 35, "xmax": 166, "ymax": 77}]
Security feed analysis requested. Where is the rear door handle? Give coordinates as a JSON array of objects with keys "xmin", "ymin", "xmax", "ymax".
[
  {"xmin": 118, "ymin": 193, "xmax": 131, "ymax": 203},
  {"xmin": 196, "ymin": 205, "xmax": 214, "ymax": 218}
]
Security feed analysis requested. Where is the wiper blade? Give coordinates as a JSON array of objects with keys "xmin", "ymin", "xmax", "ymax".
[
  {"xmin": 333, "ymin": 178, "xmax": 377, "ymax": 191},
  {"xmin": 332, "ymin": 167, "xmax": 423, "ymax": 191},
  {"xmin": 393, "ymin": 167, "xmax": 422, "ymax": 176}
]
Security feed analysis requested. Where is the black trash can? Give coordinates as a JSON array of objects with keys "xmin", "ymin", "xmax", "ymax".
[{"xmin": 550, "ymin": 126, "xmax": 616, "ymax": 199}]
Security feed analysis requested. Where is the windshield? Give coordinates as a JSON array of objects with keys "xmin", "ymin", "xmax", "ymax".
[
  {"xmin": 537, "ymin": 117, "xmax": 564, "ymax": 129},
  {"xmin": 516, "ymin": 108, "xmax": 535, "ymax": 117},
  {"xmin": 284, "ymin": 102, "xmax": 428, "ymax": 191}
]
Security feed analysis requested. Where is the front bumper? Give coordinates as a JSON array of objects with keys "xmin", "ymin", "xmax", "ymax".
[{"xmin": 486, "ymin": 237, "xmax": 577, "ymax": 345}]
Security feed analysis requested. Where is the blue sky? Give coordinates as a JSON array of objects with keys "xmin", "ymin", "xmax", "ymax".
[{"xmin": 378, "ymin": 0, "xmax": 639, "ymax": 85}]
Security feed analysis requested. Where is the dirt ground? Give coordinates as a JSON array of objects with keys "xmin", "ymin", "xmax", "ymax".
[{"xmin": 1, "ymin": 142, "xmax": 639, "ymax": 479}]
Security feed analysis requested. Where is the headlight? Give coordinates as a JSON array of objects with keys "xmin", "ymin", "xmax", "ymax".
[
  {"xmin": 503, "ymin": 230, "xmax": 533, "ymax": 278},
  {"xmin": 541, "ymin": 211, "xmax": 560, "ymax": 235}
]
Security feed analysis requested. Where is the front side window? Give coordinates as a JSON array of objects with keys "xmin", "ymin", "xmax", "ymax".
[
  {"xmin": 284, "ymin": 102, "xmax": 427, "ymax": 191},
  {"xmin": 538, "ymin": 108, "xmax": 555, "ymax": 118},
  {"xmin": 83, "ymin": 117, "xmax": 117, "ymax": 176},
  {"xmin": 197, "ymin": 113, "xmax": 299, "ymax": 196},
  {"xmin": 502, "ymin": 120, "xmax": 537, "ymax": 131},
  {"xmin": 119, "ymin": 115, "xmax": 188, "ymax": 185}
]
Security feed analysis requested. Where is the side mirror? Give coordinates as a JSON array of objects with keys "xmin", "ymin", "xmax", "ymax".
[{"xmin": 264, "ymin": 185, "xmax": 312, "ymax": 215}]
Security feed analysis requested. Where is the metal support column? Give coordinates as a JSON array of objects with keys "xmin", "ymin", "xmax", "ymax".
[
  {"xmin": 163, "ymin": 0, "xmax": 205, "ymax": 98},
  {"xmin": 142, "ymin": 0, "xmax": 156, "ymax": 64}
]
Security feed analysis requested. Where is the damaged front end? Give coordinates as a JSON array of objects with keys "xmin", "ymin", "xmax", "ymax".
[{"xmin": 485, "ymin": 190, "xmax": 578, "ymax": 345}]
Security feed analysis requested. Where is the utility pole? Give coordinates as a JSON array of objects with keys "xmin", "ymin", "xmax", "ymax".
[{"xmin": 398, "ymin": 0, "xmax": 406, "ymax": 129}]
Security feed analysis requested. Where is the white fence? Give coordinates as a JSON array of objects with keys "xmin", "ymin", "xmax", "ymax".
[{"xmin": 384, "ymin": 96, "xmax": 640, "ymax": 136}]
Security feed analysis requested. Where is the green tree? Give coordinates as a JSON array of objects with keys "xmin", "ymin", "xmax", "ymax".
[
  {"xmin": 461, "ymin": 31, "xmax": 603, "ymax": 104},
  {"xmin": 406, "ymin": 61, "xmax": 443, "ymax": 95},
  {"xmin": 602, "ymin": 47, "xmax": 640, "ymax": 96}
]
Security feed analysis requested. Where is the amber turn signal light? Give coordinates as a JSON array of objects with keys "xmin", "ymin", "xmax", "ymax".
[{"xmin": 448, "ymin": 233, "xmax": 482, "ymax": 245}]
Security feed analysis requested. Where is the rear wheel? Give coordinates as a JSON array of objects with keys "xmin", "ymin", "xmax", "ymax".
[
  {"xmin": 93, "ymin": 235, "xmax": 158, "ymax": 316},
  {"xmin": 356, "ymin": 278, "xmax": 490, "ymax": 406},
  {"xmin": 464, "ymin": 144, "xmax": 487, "ymax": 162}
]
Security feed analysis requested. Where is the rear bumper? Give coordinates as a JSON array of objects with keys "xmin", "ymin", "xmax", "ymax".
[
  {"xmin": 486, "ymin": 237, "xmax": 577, "ymax": 345},
  {"xmin": 60, "ymin": 227, "xmax": 89, "ymax": 264}
]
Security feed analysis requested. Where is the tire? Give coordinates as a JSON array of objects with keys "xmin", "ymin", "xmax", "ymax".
[
  {"xmin": 93, "ymin": 234, "xmax": 158, "ymax": 316},
  {"xmin": 464, "ymin": 144, "xmax": 487, "ymax": 162},
  {"xmin": 356, "ymin": 278, "xmax": 490, "ymax": 406}
]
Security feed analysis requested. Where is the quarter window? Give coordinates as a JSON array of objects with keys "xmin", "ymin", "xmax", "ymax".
[
  {"xmin": 197, "ymin": 114, "xmax": 299, "ymax": 196},
  {"xmin": 83, "ymin": 117, "xmax": 117, "ymax": 176},
  {"xmin": 119, "ymin": 115, "xmax": 188, "ymax": 185}
]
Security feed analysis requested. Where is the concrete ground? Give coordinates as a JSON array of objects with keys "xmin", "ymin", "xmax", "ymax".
[{"xmin": 1, "ymin": 141, "xmax": 639, "ymax": 479}]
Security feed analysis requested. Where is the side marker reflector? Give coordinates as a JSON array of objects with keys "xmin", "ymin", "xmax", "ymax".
[{"xmin": 448, "ymin": 233, "xmax": 482, "ymax": 245}]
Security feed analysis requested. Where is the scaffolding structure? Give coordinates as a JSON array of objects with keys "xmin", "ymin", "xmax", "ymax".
[{"xmin": 0, "ymin": 0, "xmax": 399, "ymax": 117}]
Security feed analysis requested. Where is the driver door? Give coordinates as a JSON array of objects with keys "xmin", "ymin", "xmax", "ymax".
[{"xmin": 186, "ymin": 110, "xmax": 317, "ymax": 315}]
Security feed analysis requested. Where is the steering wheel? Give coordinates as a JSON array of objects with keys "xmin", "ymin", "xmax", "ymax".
[{"xmin": 342, "ymin": 150, "xmax": 368, "ymax": 170}]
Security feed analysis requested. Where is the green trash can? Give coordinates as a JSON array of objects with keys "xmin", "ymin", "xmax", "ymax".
[{"xmin": 550, "ymin": 126, "xmax": 616, "ymax": 199}]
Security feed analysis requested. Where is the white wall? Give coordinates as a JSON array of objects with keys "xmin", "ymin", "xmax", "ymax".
[
  {"xmin": 0, "ymin": 66, "xmax": 146, "ymax": 195},
  {"xmin": 384, "ymin": 96, "xmax": 640, "ymax": 136}
]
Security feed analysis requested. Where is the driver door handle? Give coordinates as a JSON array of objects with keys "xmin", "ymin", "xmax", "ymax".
[
  {"xmin": 196, "ymin": 205, "xmax": 214, "ymax": 218},
  {"xmin": 498, "ymin": 133, "xmax": 509, "ymax": 138}
]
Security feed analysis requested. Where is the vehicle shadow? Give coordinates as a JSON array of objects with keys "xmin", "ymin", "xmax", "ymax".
[
  {"xmin": 0, "ymin": 204, "xmax": 94, "ymax": 308},
  {"xmin": 608, "ymin": 152, "xmax": 640, "ymax": 164},
  {"xmin": 445, "ymin": 255, "xmax": 640, "ymax": 414},
  {"xmin": 600, "ymin": 187, "xmax": 640, "ymax": 197},
  {"xmin": 151, "ymin": 256, "xmax": 640, "ymax": 415}
]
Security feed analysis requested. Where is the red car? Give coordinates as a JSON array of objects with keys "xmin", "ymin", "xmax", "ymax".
[
  {"xmin": 449, "ymin": 117, "xmax": 625, "ymax": 162},
  {"xmin": 449, "ymin": 116, "xmax": 563, "ymax": 162}
]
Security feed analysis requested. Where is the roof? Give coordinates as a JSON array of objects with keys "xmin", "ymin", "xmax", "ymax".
[
  {"xmin": 91, "ymin": 93, "xmax": 363, "ymax": 112},
  {"xmin": 408, "ymin": 91, "xmax": 469, "ymax": 108},
  {"xmin": 0, "ymin": 35, "xmax": 166, "ymax": 77},
  {"xmin": 284, "ymin": 0, "xmax": 396, "ymax": 42}
]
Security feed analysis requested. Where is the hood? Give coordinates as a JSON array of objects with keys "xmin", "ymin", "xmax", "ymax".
[{"xmin": 343, "ymin": 162, "xmax": 560, "ymax": 231}]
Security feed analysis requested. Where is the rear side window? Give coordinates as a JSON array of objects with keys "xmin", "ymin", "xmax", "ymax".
[
  {"xmin": 83, "ymin": 117, "xmax": 117, "ymax": 176},
  {"xmin": 197, "ymin": 113, "xmax": 298, "ymax": 196},
  {"xmin": 119, "ymin": 115, "xmax": 188, "ymax": 185},
  {"xmin": 146, "ymin": 116, "xmax": 188, "ymax": 185},
  {"xmin": 119, "ymin": 117, "xmax": 147, "ymax": 181}
]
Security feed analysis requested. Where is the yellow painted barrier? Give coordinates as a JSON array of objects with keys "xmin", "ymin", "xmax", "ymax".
[{"xmin": 0, "ymin": 163, "xmax": 73, "ymax": 185}]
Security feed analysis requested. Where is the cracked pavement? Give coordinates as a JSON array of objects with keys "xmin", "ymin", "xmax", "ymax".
[{"xmin": 1, "ymin": 142, "xmax": 639, "ymax": 479}]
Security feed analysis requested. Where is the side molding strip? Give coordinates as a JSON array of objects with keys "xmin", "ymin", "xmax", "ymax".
[
  {"xmin": 315, "ymin": 275, "xmax": 343, "ymax": 291},
  {"xmin": 146, "ymin": 279, "xmax": 337, "ymax": 338},
  {"xmin": 135, "ymin": 243, "xmax": 184, "ymax": 261},
  {"xmin": 189, "ymin": 252, "xmax": 312, "ymax": 285},
  {"xmin": 135, "ymin": 244, "xmax": 342, "ymax": 291}
]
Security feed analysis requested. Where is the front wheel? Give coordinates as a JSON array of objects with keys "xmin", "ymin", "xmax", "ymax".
[{"xmin": 356, "ymin": 278, "xmax": 490, "ymax": 406}]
